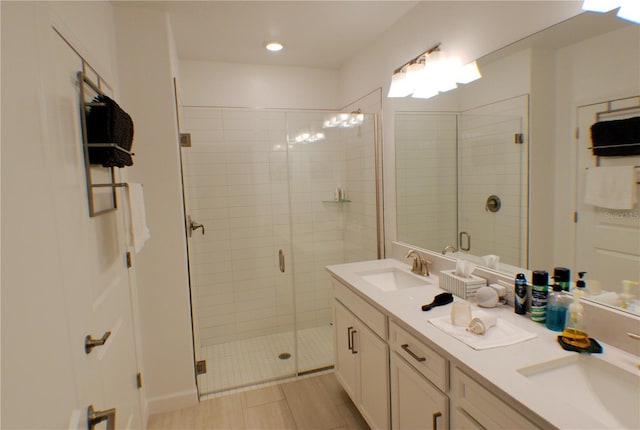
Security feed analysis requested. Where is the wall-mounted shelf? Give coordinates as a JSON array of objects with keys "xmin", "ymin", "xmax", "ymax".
[
  {"xmin": 78, "ymin": 68, "xmax": 132, "ymax": 217},
  {"xmin": 322, "ymin": 199, "xmax": 352, "ymax": 203}
]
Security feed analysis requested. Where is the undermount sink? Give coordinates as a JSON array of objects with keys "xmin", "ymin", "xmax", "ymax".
[
  {"xmin": 358, "ymin": 267, "xmax": 431, "ymax": 291},
  {"xmin": 517, "ymin": 354, "xmax": 640, "ymax": 429}
]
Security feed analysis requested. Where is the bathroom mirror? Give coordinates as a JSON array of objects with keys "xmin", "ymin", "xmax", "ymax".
[{"xmin": 393, "ymin": 11, "xmax": 640, "ymax": 315}]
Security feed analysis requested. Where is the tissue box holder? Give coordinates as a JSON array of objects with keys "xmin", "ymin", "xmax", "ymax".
[{"xmin": 439, "ymin": 270, "xmax": 487, "ymax": 299}]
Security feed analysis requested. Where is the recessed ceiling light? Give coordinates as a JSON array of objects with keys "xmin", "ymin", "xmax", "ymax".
[{"xmin": 265, "ymin": 42, "xmax": 284, "ymax": 52}]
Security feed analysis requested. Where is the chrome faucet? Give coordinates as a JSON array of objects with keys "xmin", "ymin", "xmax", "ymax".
[
  {"xmin": 442, "ymin": 245, "xmax": 457, "ymax": 255},
  {"xmin": 405, "ymin": 250, "xmax": 430, "ymax": 277}
]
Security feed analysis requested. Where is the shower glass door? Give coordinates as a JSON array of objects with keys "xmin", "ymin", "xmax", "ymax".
[
  {"xmin": 181, "ymin": 108, "xmax": 296, "ymax": 395},
  {"xmin": 180, "ymin": 107, "xmax": 379, "ymax": 396}
]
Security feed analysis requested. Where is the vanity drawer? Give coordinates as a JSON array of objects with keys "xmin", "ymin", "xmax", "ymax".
[
  {"xmin": 453, "ymin": 366, "xmax": 540, "ymax": 430},
  {"xmin": 389, "ymin": 321, "xmax": 448, "ymax": 392},
  {"xmin": 333, "ymin": 280, "xmax": 387, "ymax": 339}
]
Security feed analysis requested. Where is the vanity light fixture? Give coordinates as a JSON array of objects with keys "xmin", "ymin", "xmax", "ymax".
[
  {"xmin": 265, "ymin": 42, "xmax": 284, "ymax": 52},
  {"xmin": 387, "ymin": 43, "xmax": 482, "ymax": 99},
  {"xmin": 582, "ymin": 0, "xmax": 640, "ymax": 24}
]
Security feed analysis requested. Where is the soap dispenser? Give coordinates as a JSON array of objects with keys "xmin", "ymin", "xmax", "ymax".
[
  {"xmin": 575, "ymin": 271, "xmax": 587, "ymax": 292},
  {"xmin": 546, "ymin": 277, "xmax": 570, "ymax": 332},
  {"xmin": 561, "ymin": 290, "xmax": 590, "ymax": 349},
  {"xmin": 619, "ymin": 280, "xmax": 639, "ymax": 310}
]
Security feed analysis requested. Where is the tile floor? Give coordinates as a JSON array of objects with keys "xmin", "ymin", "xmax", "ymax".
[
  {"xmin": 197, "ymin": 325, "xmax": 334, "ymax": 395},
  {"xmin": 148, "ymin": 372, "xmax": 370, "ymax": 430}
]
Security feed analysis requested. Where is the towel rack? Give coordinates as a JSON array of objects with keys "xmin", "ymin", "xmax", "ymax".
[
  {"xmin": 592, "ymin": 103, "xmax": 640, "ymax": 167},
  {"xmin": 586, "ymin": 165, "xmax": 640, "ymax": 185},
  {"xmin": 78, "ymin": 67, "xmax": 129, "ymax": 217}
]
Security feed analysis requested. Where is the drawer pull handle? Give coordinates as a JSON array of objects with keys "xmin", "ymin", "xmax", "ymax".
[
  {"xmin": 401, "ymin": 343, "xmax": 426, "ymax": 362},
  {"xmin": 350, "ymin": 329, "xmax": 358, "ymax": 354},
  {"xmin": 347, "ymin": 326, "xmax": 354, "ymax": 350},
  {"xmin": 432, "ymin": 411, "xmax": 442, "ymax": 430}
]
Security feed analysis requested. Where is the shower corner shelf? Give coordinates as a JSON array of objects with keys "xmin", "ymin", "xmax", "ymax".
[{"xmin": 322, "ymin": 199, "xmax": 352, "ymax": 203}]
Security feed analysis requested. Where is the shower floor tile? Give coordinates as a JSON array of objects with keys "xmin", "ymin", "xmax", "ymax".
[{"xmin": 197, "ymin": 324, "xmax": 334, "ymax": 395}]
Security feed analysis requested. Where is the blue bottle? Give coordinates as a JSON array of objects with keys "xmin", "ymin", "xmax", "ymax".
[{"xmin": 546, "ymin": 277, "xmax": 569, "ymax": 332}]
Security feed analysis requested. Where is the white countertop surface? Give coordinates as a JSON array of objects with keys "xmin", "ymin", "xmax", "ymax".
[{"xmin": 327, "ymin": 258, "xmax": 640, "ymax": 430}]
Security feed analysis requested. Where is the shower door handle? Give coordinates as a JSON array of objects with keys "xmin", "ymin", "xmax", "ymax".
[
  {"xmin": 459, "ymin": 231, "xmax": 471, "ymax": 252},
  {"xmin": 279, "ymin": 249, "xmax": 285, "ymax": 273}
]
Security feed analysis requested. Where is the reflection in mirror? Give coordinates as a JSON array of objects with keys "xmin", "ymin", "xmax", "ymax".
[
  {"xmin": 393, "ymin": 11, "xmax": 639, "ymax": 315},
  {"xmin": 396, "ymin": 95, "xmax": 529, "ymax": 269}
]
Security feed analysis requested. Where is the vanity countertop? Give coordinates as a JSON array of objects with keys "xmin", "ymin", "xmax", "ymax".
[{"xmin": 327, "ymin": 258, "xmax": 640, "ymax": 430}]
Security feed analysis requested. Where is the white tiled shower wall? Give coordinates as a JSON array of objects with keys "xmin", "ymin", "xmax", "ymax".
[
  {"xmin": 395, "ymin": 113, "xmax": 458, "ymax": 251},
  {"xmin": 458, "ymin": 95, "xmax": 528, "ymax": 268},
  {"xmin": 181, "ymin": 108, "xmax": 377, "ymax": 347}
]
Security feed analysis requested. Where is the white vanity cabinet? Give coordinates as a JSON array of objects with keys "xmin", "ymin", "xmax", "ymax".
[
  {"xmin": 451, "ymin": 366, "xmax": 541, "ymax": 430},
  {"xmin": 389, "ymin": 321, "xmax": 449, "ymax": 430},
  {"xmin": 333, "ymin": 281, "xmax": 390, "ymax": 430}
]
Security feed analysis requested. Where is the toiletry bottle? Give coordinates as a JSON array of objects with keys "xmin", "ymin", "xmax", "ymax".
[
  {"xmin": 619, "ymin": 280, "xmax": 639, "ymax": 310},
  {"xmin": 561, "ymin": 290, "xmax": 590, "ymax": 349},
  {"xmin": 531, "ymin": 270, "xmax": 548, "ymax": 323},
  {"xmin": 576, "ymin": 271, "xmax": 587, "ymax": 291},
  {"xmin": 546, "ymin": 277, "xmax": 569, "ymax": 332},
  {"xmin": 514, "ymin": 273, "xmax": 528, "ymax": 315},
  {"xmin": 554, "ymin": 267, "xmax": 571, "ymax": 292}
]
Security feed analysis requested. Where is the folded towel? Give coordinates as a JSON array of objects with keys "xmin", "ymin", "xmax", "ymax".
[
  {"xmin": 430, "ymin": 311, "xmax": 537, "ymax": 350},
  {"xmin": 127, "ymin": 183, "xmax": 150, "ymax": 253},
  {"xmin": 590, "ymin": 116, "xmax": 640, "ymax": 156},
  {"xmin": 584, "ymin": 166, "xmax": 638, "ymax": 210},
  {"xmin": 86, "ymin": 95, "xmax": 134, "ymax": 167}
]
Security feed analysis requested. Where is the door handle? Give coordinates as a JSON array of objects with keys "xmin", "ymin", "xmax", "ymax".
[
  {"xmin": 85, "ymin": 331, "xmax": 111, "ymax": 354},
  {"xmin": 187, "ymin": 215, "xmax": 205, "ymax": 237},
  {"xmin": 459, "ymin": 231, "xmax": 471, "ymax": 252},
  {"xmin": 432, "ymin": 411, "xmax": 442, "ymax": 430},
  {"xmin": 87, "ymin": 405, "xmax": 116, "ymax": 430},
  {"xmin": 279, "ymin": 249, "xmax": 285, "ymax": 273}
]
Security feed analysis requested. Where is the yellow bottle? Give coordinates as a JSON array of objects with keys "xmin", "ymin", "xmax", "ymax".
[{"xmin": 561, "ymin": 290, "xmax": 590, "ymax": 349}]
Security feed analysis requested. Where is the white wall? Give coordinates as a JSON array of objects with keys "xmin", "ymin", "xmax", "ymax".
[
  {"xmin": 180, "ymin": 60, "xmax": 339, "ymax": 109},
  {"xmin": 113, "ymin": 6, "xmax": 198, "ymax": 414}
]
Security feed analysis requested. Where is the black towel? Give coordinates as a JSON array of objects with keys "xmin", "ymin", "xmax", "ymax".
[
  {"xmin": 590, "ymin": 116, "xmax": 640, "ymax": 157},
  {"xmin": 86, "ymin": 94, "xmax": 134, "ymax": 167}
]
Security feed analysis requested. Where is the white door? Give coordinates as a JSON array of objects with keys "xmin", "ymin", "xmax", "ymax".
[
  {"xmin": 45, "ymin": 25, "xmax": 143, "ymax": 429},
  {"xmin": 575, "ymin": 97, "xmax": 640, "ymax": 295}
]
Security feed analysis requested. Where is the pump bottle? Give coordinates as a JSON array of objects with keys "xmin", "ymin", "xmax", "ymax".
[
  {"xmin": 546, "ymin": 277, "xmax": 570, "ymax": 332},
  {"xmin": 561, "ymin": 290, "xmax": 590, "ymax": 349}
]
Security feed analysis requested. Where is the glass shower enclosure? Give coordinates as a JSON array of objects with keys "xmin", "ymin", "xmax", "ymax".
[{"xmin": 179, "ymin": 107, "xmax": 380, "ymax": 396}]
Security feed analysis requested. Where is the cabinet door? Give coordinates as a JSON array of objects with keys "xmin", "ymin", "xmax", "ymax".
[
  {"xmin": 334, "ymin": 300, "xmax": 358, "ymax": 401},
  {"xmin": 357, "ymin": 321, "xmax": 390, "ymax": 430},
  {"xmin": 391, "ymin": 353, "xmax": 448, "ymax": 430}
]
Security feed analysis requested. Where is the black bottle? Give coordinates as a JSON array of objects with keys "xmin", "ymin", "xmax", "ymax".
[{"xmin": 515, "ymin": 273, "xmax": 528, "ymax": 315}]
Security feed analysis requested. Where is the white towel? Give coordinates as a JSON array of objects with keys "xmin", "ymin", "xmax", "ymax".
[
  {"xmin": 429, "ymin": 311, "xmax": 537, "ymax": 350},
  {"xmin": 127, "ymin": 183, "xmax": 150, "ymax": 253},
  {"xmin": 584, "ymin": 166, "xmax": 638, "ymax": 210}
]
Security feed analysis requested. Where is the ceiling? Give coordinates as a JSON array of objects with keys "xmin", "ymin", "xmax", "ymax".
[{"xmin": 117, "ymin": 1, "xmax": 419, "ymax": 69}]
